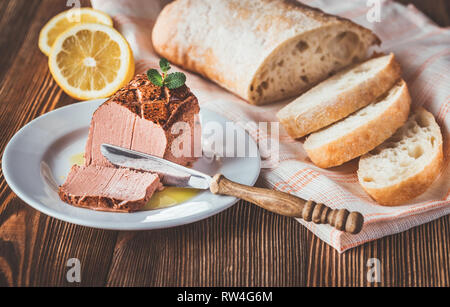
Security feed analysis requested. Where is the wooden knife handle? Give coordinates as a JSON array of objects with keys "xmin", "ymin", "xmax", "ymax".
[{"xmin": 210, "ymin": 174, "xmax": 364, "ymax": 234}]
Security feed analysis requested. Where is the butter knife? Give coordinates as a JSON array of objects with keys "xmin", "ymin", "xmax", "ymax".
[{"xmin": 101, "ymin": 144, "xmax": 364, "ymax": 234}]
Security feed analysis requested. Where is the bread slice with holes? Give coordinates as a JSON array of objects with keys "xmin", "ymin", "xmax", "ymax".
[
  {"xmin": 358, "ymin": 108, "xmax": 444, "ymax": 206},
  {"xmin": 304, "ymin": 80, "xmax": 411, "ymax": 168},
  {"xmin": 277, "ymin": 53, "xmax": 401, "ymax": 138},
  {"xmin": 152, "ymin": 0, "xmax": 380, "ymax": 105}
]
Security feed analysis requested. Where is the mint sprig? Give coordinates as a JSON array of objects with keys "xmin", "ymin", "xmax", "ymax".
[
  {"xmin": 146, "ymin": 69, "xmax": 163, "ymax": 87},
  {"xmin": 164, "ymin": 72, "xmax": 186, "ymax": 89},
  {"xmin": 159, "ymin": 58, "xmax": 171, "ymax": 73},
  {"xmin": 147, "ymin": 58, "xmax": 186, "ymax": 89}
]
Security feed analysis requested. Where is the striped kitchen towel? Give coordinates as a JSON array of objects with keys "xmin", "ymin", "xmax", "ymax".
[{"xmin": 91, "ymin": 0, "xmax": 450, "ymax": 252}]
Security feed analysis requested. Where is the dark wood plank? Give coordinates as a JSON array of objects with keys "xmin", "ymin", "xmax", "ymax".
[
  {"xmin": 0, "ymin": 0, "xmax": 117, "ymax": 287},
  {"xmin": 0, "ymin": 196, "xmax": 118, "ymax": 286},
  {"xmin": 306, "ymin": 215, "xmax": 450, "ymax": 287},
  {"xmin": 105, "ymin": 202, "xmax": 308, "ymax": 287},
  {"xmin": 0, "ymin": 0, "xmax": 40, "ymax": 83}
]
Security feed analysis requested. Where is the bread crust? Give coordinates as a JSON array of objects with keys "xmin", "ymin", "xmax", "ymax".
[
  {"xmin": 278, "ymin": 53, "xmax": 402, "ymax": 138},
  {"xmin": 304, "ymin": 80, "xmax": 411, "ymax": 168},
  {"xmin": 359, "ymin": 147, "xmax": 444, "ymax": 206},
  {"xmin": 357, "ymin": 108, "xmax": 444, "ymax": 206},
  {"xmin": 152, "ymin": 0, "xmax": 380, "ymax": 105}
]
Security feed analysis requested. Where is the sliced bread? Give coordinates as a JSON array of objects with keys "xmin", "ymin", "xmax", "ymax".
[
  {"xmin": 358, "ymin": 108, "xmax": 444, "ymax": 206},
  {"xmin": 304, "ymin": 80, "xmax": 411, "ymax": 168},
  {"xmin": 152, "ymin": 0, "xmax": 380, "ymax": 105},
  {"xmin": 277, "ymin": 53, "xmax": 401, "ymax": 138}
]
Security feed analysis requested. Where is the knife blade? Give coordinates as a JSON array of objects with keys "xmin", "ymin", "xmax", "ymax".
[
  {"xmin": 100, "ymin": 143, "xmax": 211, "ymax": 189},
  {"xmin": 100, "ymin": 143, "xmax": 365, "ymax": 234}
]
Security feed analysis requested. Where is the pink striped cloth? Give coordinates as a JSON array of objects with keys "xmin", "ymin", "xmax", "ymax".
[{"xmin": 91, "ymin": 0, "xmax": 450, "ymax": 252}]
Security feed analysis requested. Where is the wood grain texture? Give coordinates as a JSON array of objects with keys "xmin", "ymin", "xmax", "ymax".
[
  {"xmin": 106, "ymin": 202, "xmax": 307, "ymax": 287},
  {"xmin": 0, "ymin": 0, "xmax": 448, "ymax": 287}
]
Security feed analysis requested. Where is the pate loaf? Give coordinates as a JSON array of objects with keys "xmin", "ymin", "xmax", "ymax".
[
  {"xmin": 59, "ymin": 165, "xmax": 161, "ymax": 213},
  {"xmin": 85, "ymin": 74, "xmax": 200, "ymax": 168}
]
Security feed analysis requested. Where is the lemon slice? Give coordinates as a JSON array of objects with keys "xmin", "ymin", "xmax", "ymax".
[
  {"xmin": 39, "ymin": 8, "xmax": 113, "ymax": 56},
  {"xmin": 49, "ymin": 23, "xmax": 135, "ymax": 100}
]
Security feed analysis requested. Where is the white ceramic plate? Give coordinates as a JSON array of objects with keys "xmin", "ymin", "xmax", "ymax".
[{"xmin": 2, "ymin": 99, "xmax": 261, "ymax": 230}]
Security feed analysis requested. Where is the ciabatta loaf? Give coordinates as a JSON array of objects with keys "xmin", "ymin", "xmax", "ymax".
[
  {"xmin": 277, "ymin": 53, "xmax": 401, "ymax": 138},
  {"xmin": 358, "ymin": 108, "xmax": 444, "ymax": 206},
  {"xmin": 152, "ymin": 0, "xmax": 380, "ymax": 105},
  {"xmin": 304, "ymin": 80, "xmax": 411, "ymax": 168}
]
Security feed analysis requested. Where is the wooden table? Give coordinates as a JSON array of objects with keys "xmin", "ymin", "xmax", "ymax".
[{"xmin": 0, "ymin": 0, "xmax": 448, "ymax": 287}]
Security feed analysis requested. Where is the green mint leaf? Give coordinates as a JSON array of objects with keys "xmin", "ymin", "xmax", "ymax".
[
  {"xmin": 147, "ymin": 69, "xmax": 163, "ymax": 87},
  {"xmin": 164, "ymin": 72, "xmax": 186, "ymax": 89},
  {"xmin": 159, "ymin": 58, "xmax": 171, "ymax": 73}
]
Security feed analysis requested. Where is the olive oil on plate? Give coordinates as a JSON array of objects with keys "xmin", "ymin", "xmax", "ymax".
[
  {"xmin": 142, "ymin": 187, "xmax": 200, "ymax": 210},
  {"xmin": 70, "ymin": 152, "xmax": 85, "ymax": 166}
]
